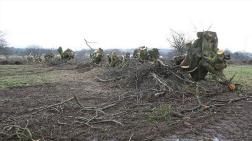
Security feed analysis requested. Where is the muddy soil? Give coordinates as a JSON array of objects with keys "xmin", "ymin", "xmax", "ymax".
[{"xmin": 0, "ymin": 66, "xmax": 251, "ymax": 141}]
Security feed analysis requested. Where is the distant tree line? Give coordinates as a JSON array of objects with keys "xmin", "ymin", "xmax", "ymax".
[
  {"xmin": 224, "ymin": 49, "xmax": 252, "ymax": 64},
  {"xmin": 1, "ymin": 30, "xmax": 251, "ymax": 65},
  {"xmin": 0, "ymin": 46, "xmax": 57, "ymax": 56}
]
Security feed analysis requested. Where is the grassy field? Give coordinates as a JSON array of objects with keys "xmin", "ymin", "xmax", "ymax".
[
  {"xmin": 224, "ymin": 65, "xmax": 252, "ymax": 87},
  {"xmin": 0, "ymin": 64, "xmax": 251, "ymax": 90},
  {"xmin": 0, "ymin": 65, "xmax": 63, "ymax": 89}
]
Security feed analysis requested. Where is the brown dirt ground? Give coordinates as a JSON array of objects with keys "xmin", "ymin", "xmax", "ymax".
[{"xmin": 0, "ymin": 66, "xmax": 251, "ymax": 141}]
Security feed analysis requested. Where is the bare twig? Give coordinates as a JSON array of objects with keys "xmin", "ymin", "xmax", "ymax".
[
  {"xmin": 57, "ymin": 120, "xmax": 68, "ymax": 125},
  {"xmin": 3, "ymin": 125, "xmax": 34, "ymax": 141},
  {"xmin": 32, "ymin": 95, "xmax": 99, "ymax": 115},
  {"xmin": 73, "ymin": 95, "xmax": 85, "ymax": 108},
  {"xmin": 182, "ymin": 96, "xmax": 250, "ymax": 113},
  {"xmin": 84, "ymin": 38, "xmax": 95, "ymax": 51},
  {"xmin": 157, "ymin": 59, "xmax": 195, "ymax": 84},
  {"xmin": 187, "ymin": 67, "xmax": 198, "ymax": 73},
  {"xmin": 228, "ymin": 73, "xmax": 236, "ymax": 83},
  {"xmin": 154, "ymin": 91, "xmax": 166, "ymax": 97},
  {"xmin": 91, "ymin": 119, "xmax": 123, "ymax": 126},
  {"xmin": 95, "ymin": 76, "xmax": 122, "ymax": 82},
  {"xmin": 129, "ymin": 133, "xmax": 134, "ymax": 141},
  {"xmin": 181, "ymin": 83, "xmax": 206, "ymax": 113},
  {"xmin": 86, "ymin": 110, "xmax": 99, "ymax": 124},
  {"xmin": 157, "ymin": 59, "xmax": 208, "ymax": 92},
  {"xmin": 211, "ymin": 96, "xmax": 250, "ymax": 104},
  {"xmin": 151, "ymin": 73, "xmax": 173, "ymax": 92},
  {"xmin": 74, "ymin": 121, "xmax": 95, "ymax": 128},
  {"xmin": 32, "ymin": 96, "xmax": 75, "ymax": 114},
  {"xmin": 101, "ymin": 103, "xmax": 118, "ymax": 110}
]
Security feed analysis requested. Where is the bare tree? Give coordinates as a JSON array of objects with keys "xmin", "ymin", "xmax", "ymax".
[
  {"xmin": 0, "ymin": 31, "xmax": 7, "ymax": 48},
  {"xmin": 167, "ymin": 30, "xmax": 187, "ymax": 56},
  {"xmin": 0, "ymin": 31, "xmax": 12, "ymax": 60}
]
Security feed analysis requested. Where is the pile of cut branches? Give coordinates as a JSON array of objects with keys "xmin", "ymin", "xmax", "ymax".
[
  {"xmin": 97, "ymin": 58, "xmax": 227, "ymax": 94},
  {"xmin": 94, "ymin": 58, "xmax": 249, "ymax": 125}
]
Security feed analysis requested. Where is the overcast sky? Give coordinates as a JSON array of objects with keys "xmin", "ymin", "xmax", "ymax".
[{"xmin": 0, "ymin": 0, "xmax": 252, "ymax": 52}]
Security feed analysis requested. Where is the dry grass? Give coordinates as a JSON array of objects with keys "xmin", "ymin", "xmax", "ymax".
[
  {"xmin": 0, "ymin": 65, "xmax": 64, "ymax": 89},
  {"xmin": 224, "ymin": 65, "xmax": 252, "ymax": 88}
]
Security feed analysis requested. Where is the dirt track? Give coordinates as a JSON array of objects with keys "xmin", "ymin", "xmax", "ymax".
[{"xmin": 0, "ymin": 66, "xmax": 251, "ymax": 141}]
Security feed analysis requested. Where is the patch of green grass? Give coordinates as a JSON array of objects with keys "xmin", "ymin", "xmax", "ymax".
[
  {"xmin": 224, "ymin": 65, "xmax": 252, "ymax": 87},
  {"xmin": 147, "ymin": 104, "xmax": 171, "ymax": 123},
  {"xmin": 0, "ymin": 65, "xmax": 62, "ymax": 89}
]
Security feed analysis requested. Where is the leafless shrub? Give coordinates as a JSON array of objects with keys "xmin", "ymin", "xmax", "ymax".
[
  {"xmin": 0, "ymin": 55, "xmax": 27, "ymax": 65},
  {"xmin": 25, "ymin": 45, "xmax": 44, "ymax": 63},
  {"xmin": 167, "ymin": 30, "xmax": 187, "ymax": 56}
]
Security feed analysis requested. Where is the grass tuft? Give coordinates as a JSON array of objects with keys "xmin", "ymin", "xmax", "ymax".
[{"xmin": 147, "ymin": 104, "xmax": 171, "ymax": 123}]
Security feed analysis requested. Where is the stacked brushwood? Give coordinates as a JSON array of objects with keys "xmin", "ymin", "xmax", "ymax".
[
  {"xmin": 97, "ymin": 58, "xmax": 228, "ymax": 94},
  {"xmin": 95, "ymin": 58, "xmax": 248, "ymax": 124}
]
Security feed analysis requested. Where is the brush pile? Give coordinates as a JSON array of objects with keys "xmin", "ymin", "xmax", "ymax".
[{"xmin": 97, "ymin": 58, "xmax": 228, "ymax": 94}]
